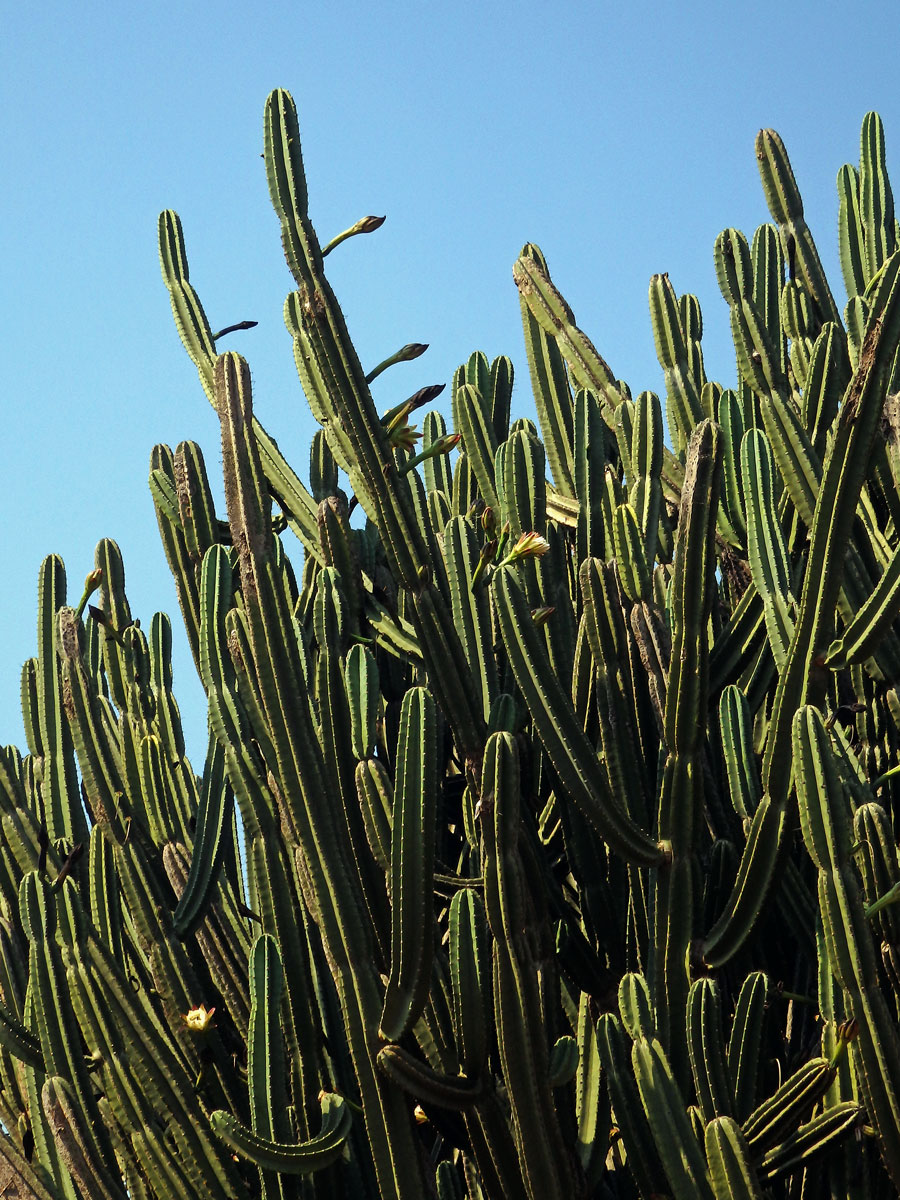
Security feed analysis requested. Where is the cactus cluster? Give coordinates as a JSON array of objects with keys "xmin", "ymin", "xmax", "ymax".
[{"xmin": 3, "ymin": 90, "xmax": 900, "ymax": 1198}]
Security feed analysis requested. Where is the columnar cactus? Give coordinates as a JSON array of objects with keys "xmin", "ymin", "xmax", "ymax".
[{"xmin": 2, "ymin": 91, "xmax": 900, "ymax": 1198}]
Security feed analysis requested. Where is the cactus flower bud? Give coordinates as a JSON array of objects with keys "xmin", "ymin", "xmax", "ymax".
[
  {"xmin": 400, "ymin": 433, "xmax": 461, "ymax": 474},
  {"xmin": 74, "ymin": 568, "xmax": 104, "ymax": 621},
  {"xmin": 322, "ymin": 214, "xmax": 387, "ymax": 257},
  {"xmin": 530, "ymin": 605, "xmax": 556, "ymax": 626},
  {"xmin": 471, "ymin": 539, "xmax": 498, "ymax": 590}
]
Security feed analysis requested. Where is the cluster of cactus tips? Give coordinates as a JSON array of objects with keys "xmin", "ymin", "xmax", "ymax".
[{"xmin": 4, "ymin": 90, "xmax": 900, "ymax": 1199}]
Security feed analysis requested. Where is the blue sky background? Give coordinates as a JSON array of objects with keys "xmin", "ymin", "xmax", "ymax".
[{"xmin": 3, "ymin": 1, "xmax": 900, "ymax": 761}]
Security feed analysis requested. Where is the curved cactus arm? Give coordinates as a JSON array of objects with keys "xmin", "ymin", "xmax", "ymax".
[
  {"xmin": 0, "ymin": 994, "xmax": 43, "ymax": 1071},
  {"xmin": 756, "ymin": 1101, "xmax": 862, "ymax": 1186},
  {"xmin": 158, "ymin": 209, "xmax": 218, "ymax": 401},
  {"xmin": 375, "ymin": 1045, "xmax": 483, "ymax": 1108},
  {"xmin": 211, "ymin": 1093, "xmax": 351, "ymax": 1175},
  {"xmin": 516, "ymin": 245, "xmax": 575, "ymax": 496},
  {"xmin": 173, "ymin": 733, "xmax": 233, "ymax": 938},
  {"xmin": 159, "ymin": 210, "xmax": 321, "ymax": 560},
  {"xmin": 824, "ymin": 537, "xmax": 900, "ymax": 669},
  {"xmin": 742, "ymin": 1051, "xmax": 838, "ymax": 1158},
  {"xmin": 514, "ymin": 247, "xmax": 685, "ymax": 506},
  {"xmin": 493, "ymin": 566, "xmax": 663, "ymax": 866},
  {"xmin": 513, "ymin": 248, "xmax": 622, "ymax": 411}
]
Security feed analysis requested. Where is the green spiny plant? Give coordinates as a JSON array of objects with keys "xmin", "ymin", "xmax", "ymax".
[{"xmin": 2, "ymin": 90, "xmax": 900, "ymax": 1198}]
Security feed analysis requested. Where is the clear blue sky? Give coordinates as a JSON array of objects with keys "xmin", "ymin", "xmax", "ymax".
[{"xmin": 3, "ymin": 1, "xmax": 899, "ymax": 759}]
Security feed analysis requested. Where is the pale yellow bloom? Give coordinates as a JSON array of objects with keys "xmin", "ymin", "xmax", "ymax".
[
  {"xmin": 498, "ymin": 531, "xmax": 550, "ymax": 568},
  {"xmin": 183, "ymin": 1004, "xmax": 216, "ymax": 1033}
]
